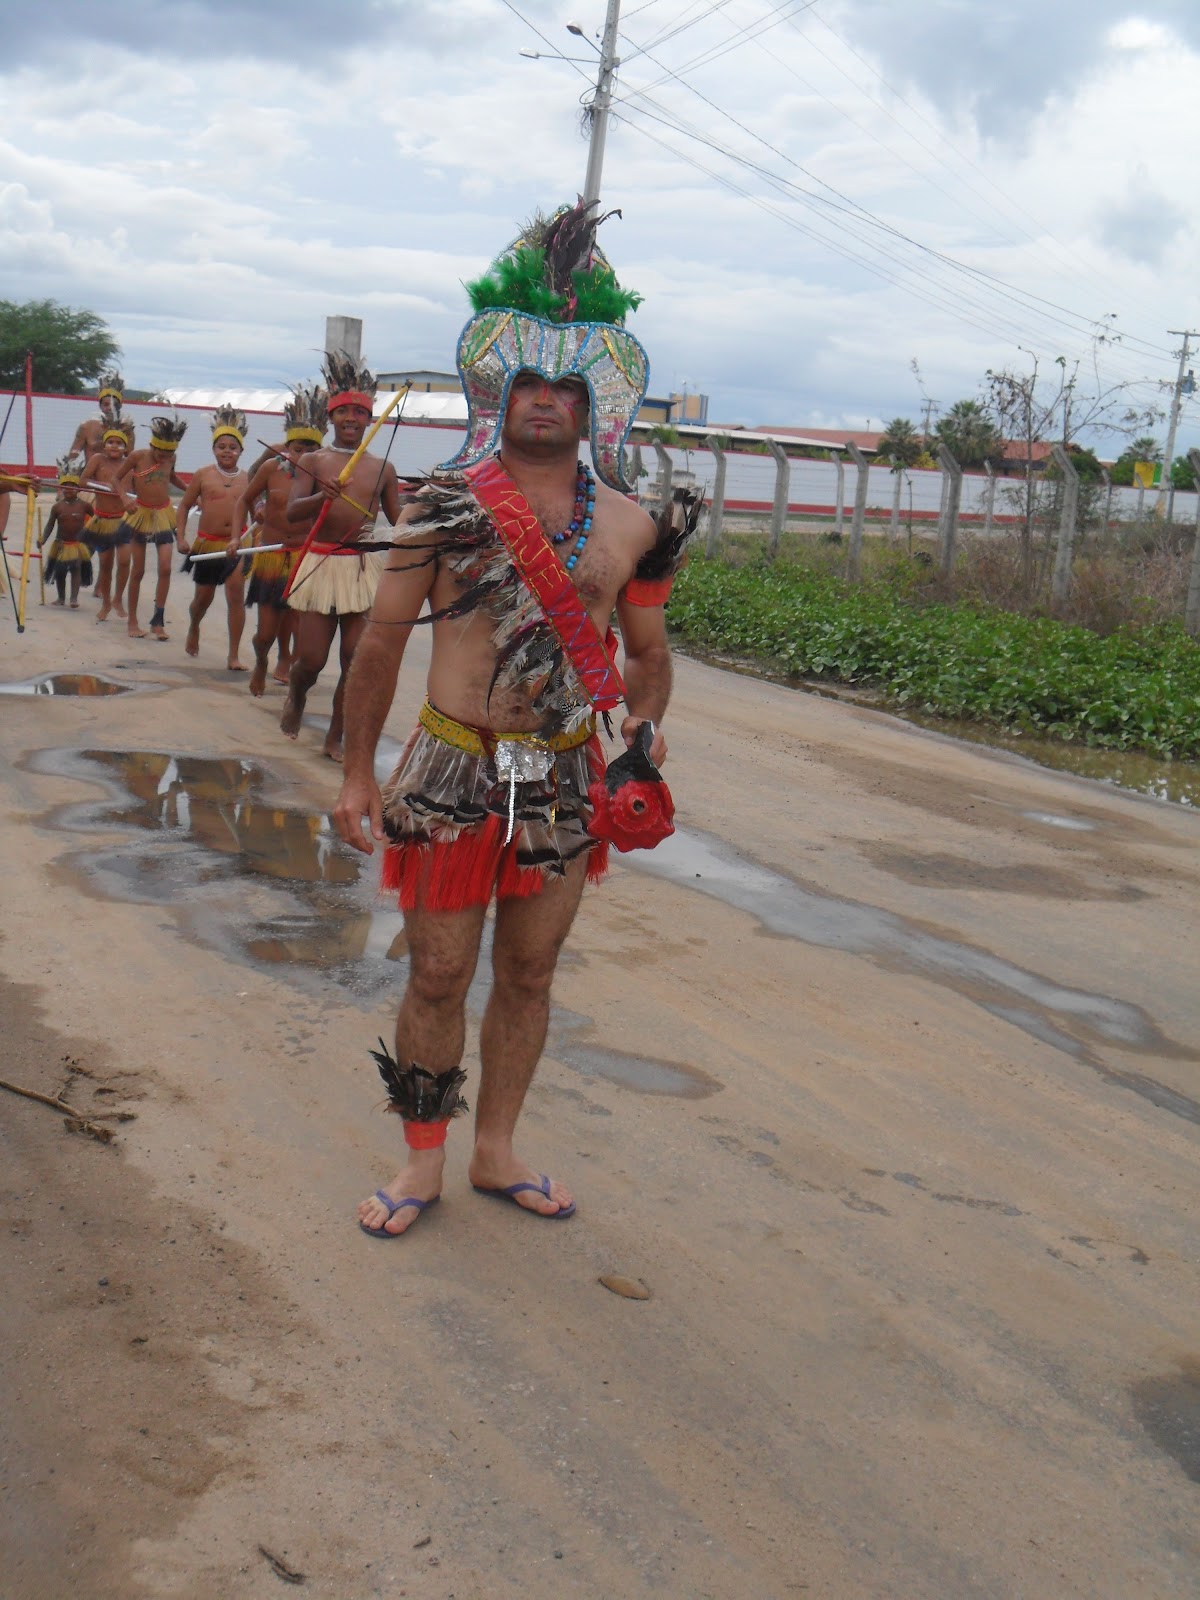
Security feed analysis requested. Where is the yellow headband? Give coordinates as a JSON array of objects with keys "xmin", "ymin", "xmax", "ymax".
[
  {"xmin": 285, "ymin": 425, "xmax": 324, "ymax": 444},
  {"xmin": 150, "ymin": 436, "xmax": 180, "ymax": 451},
  {"xmin": 58, "ymin": 474, "xmax": 81, "ymax": 486},
  {"xmin": 212, "ymin": 426, "xmax": 245, "ymax": 446},
  {"xmin": 102, "ymin": 426, "xmax": 127, "ymax": 443},
  {"xmin": 98, "ymin": 386, "xmax": 122, "ymax": 402}
]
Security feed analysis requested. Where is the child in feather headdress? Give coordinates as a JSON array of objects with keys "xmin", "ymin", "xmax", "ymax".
[
  {"xmin": 40, "ymin": 455, "xmax": 93, "ymax": 607},
  {"xmin": 229, "ymin": 382, "xmax": 328, "ymax": 698},
  {"xmin": 113, "ymin": 413, "xmax": 189, "ymax": 640},
  {"xmin": 82, "ymin": 404, "xmax": 133, "ymax": 618},
  {"xmin": 279, "ymin": 350, "xmax": 403, "ymax": 761},
  {"xmin": 175, "ymin": 405, "xmax": 250, "ymax": 668},
  {"xmin": 70, "ymin": 369, "xmax": 136, "ymax": 462}
]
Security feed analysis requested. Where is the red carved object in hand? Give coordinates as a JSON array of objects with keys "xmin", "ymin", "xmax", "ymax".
[{"xmin": 587, "ymin": 722, "xmax": 675, "ymax": 854}]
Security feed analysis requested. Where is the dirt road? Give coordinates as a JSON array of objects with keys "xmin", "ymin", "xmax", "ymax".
[{"xmin": 1, "ymin": 590, "xmax": 1197, "ymax": 1599}]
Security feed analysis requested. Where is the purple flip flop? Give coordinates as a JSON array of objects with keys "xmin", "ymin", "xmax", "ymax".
[
  {"xmin": 472, "ymin": 1175, "xmax": 576, "ymax": 1220},
  {"xmin": 359, "ymin": 1190, "xmax": 439, "ymax": 1239}
]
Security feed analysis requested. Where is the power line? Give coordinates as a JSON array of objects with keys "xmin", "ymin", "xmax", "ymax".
[{"xmin": 615, "ymin": 10, "xmax": 1168, "ymax": 376}]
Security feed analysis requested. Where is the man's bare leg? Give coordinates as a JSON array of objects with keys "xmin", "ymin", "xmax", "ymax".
[
  {"xmin": 357, "ymin": 902, "xmax": 488, "ymax": 1236},
  {"xmin": 280, "ymin": 612, "xmax": 336, "ymax": 739},
  {"xmin": 186, "ymin": 585, "xmax": 216, "ymax": 655},
  {"xmin": 225, "ymin": 571, "xmax": 247, "ymax": 670},
  {"xmin": 467, "ymin": 856, "xmax": 590, "ymax": 1214},
  {"xmin": 127, "ymin": 541, "xmax": 149, "ymax": 637},
  {"xmin": 324, "ymin": 612, "xmax": 366, "ymax": 763}
]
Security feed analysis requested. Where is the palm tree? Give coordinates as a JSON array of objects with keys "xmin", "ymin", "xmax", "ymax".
[
  {"xmin": 934, "ymin": 399, "xmax": 1001, "ymax": 467},
  {"xmin": 877, "ymin": 417, "xmax": 922, "ymax": 539}
]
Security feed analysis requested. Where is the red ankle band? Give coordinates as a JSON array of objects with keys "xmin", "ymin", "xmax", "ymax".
[{"xmin": 403, "ymin": 1118, "xmax": 450, "ymax": 1150}]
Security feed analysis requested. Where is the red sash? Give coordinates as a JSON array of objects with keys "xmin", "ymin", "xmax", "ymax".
[{"xmin": 464, "ymin": 457, "xmax": 625, "ymax": 713}]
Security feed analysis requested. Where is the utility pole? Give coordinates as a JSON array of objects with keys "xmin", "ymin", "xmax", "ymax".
[
  {"xmin": 1158, "ymin": 329, "xmax": 1198, "ymax": 519},
  {"xmin": 576, "ymin": 1, "xmax": 622, "ymax": 208}
]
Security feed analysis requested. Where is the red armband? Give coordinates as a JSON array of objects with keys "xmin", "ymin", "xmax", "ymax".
[{"xmin": 621, "ymin": 576, "xmax": 673, "ymax": 607}]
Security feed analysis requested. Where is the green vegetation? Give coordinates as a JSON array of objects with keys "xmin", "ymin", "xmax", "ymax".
[
  {"xmin": 669, "ymin": 556, "xmax": 1200, "ymax": 760},
  {"xmin": 0, "ymin": 298, "xmax": 119, "ymax": 393}
]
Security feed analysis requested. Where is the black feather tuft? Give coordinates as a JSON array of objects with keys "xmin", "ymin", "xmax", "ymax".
[
  {"xmin": 368, "ymin": 1038, "xmax": 469, "ymax": 1121},
  {"xmin": 635, "ymin": 486, "xmax": 705, "ymax": 582}
]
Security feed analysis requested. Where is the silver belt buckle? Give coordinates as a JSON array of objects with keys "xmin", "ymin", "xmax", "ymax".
[{"xmin": 495, "ymin": 740, "xmax": 554, "ymax": 844}]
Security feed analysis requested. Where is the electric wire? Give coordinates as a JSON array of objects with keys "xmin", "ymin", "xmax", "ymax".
[
  {"xmin": 803, "ymin": 8, "xmax": 1154, "ymax": 323},
  {"xmin": 614, "ymin": 86, "xmax": 1156, "ymax": 383},
  {"xmin": 615, "ymin": 9, "xmax": 1168, "ymax": 376}
]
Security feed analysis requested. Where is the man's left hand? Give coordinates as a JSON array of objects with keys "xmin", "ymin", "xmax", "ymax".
[{"xmin": 620, "ymin": 715, "xmax": 667, "ymax": 766}]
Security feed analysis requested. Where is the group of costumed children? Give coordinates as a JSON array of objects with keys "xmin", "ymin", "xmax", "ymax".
[{"xmin": 42, "ymin": 361, "xmax": 381, "ymax": 735}]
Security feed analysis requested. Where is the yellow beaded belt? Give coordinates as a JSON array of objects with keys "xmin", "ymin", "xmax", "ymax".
[{"xmin": 419, "ymin": 699, "xmax": 595, "ymax": 759}]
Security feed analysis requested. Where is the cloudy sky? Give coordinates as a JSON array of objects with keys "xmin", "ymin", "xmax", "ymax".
[{"xmin": 4, "ymin": 0, "xmax": 1200, "ymax": 452}]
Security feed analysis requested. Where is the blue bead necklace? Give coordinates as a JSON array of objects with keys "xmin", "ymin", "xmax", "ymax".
[{"xmin": 553, "ymin": 460, "xmax": 595, "ymax": 572}]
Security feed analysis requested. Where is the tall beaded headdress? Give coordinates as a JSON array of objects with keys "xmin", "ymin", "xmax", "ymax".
[
  {"xmin": 284, "ymin": 382, "xmax": 329, "ymax": 445},
  {"xmin": 211, "ymin": 404, "xmax": 247, "ymax": 447},
  {"xmin": 439, "ymin": 198, "xmax": 649, "ymax": 492},
  {"xmin": 56, "ymin": 451, "xmax": 83, "ymax": 486}
]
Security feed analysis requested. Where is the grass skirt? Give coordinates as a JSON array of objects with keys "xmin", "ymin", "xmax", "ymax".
[
  {"xmin": 88, "ymin": 515, "xmax": 126, "ymax": 552},
  {"xmin": 123, "ymin": 503, "xmax": 176, "ymax": 537},
  {"xmin": 286, "ymin": 546, "xmax": 386, "ymax": 615},
  {"xmin": 44, "ymin": 540, "xmax": 94, "ymax": 586},
  {"xmin": 246, "ymin": 545, "xmax": 298, "ymax": 608},
  {"xmin": 183, "ymin": 534, "xmax": 239, "ymax": 587},
  {"xmin": 380, "ymin": 723, "xmax": 608, "ymax": 911}
]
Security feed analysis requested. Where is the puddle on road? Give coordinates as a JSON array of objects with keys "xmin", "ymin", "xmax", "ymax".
[
  {"xmin": 30, "ymin": 747, "xmax": 718, "ymax": 1098},
  {"xmin": 33, "ymin": 748, "xmax": 406, "ymax": 1001},
  {"xmin": 560, "ymin": 1044, "xmax": 719, "ymax": 1099},
  {"xmin": 1, "ymin": 673, "xmax": 132, "ymax": 697},
  {"xmin": 627, "ymin": 827, "xmax": 1199, "ymax": 1124},
  {"xmin": 1131, "ymin": 1359, "xmax": 1200, "ymax": 1484}
]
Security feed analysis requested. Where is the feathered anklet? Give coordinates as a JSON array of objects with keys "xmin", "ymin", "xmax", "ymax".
[{"xmin": 368, "ymin": 1039, "xmax": 469, "ymax": 1149}]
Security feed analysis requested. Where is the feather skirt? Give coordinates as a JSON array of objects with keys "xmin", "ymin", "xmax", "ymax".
[{"xmin": 380, "ymin": 725, "xmax": 608, "ymax": 911}]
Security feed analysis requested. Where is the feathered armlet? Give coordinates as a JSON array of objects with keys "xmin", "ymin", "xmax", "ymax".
[
  {"xmin": 622, "ymin": 487, "xmax": 704, "ymax": 608},
  {"xmin": 368, "ymin": 1038, "xmax": 469, "ymax": 1150}
]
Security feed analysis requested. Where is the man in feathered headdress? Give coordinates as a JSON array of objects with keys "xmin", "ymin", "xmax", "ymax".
[
  {"xmin": 114, "ymin": 414, "xmax": 188, "ymax": 640},
  {"xmin": 175, "ymin": 405, "xmax": 250, "ymax": 666},
  {"xmin": 279, "ymin": 350, "xmax": 403, "ymax": 760},
  {"xmin": 331, "ymin": 200, "xmax": 699, "ymax": 1237},
  {"xmin": 229, "ymin": 382, "xmax": 328, "ymax": 697},
  {"xmin": 82, "ymin": 404, "xmax": 133, "ymax": 618},
  {"xmin": 39, "ymin": 454, "xmax": 93, "ymax": 607},
  {"xmin": 70, "ymin": 369, "xmax": 136, "ymax": 461}
]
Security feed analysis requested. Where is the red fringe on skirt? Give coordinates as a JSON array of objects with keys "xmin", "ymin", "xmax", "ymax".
[{"xmin": 381, "ymin": 815, "xmax": 609, "ymax": 913}]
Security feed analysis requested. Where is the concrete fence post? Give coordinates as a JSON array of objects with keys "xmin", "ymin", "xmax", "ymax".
[
  {"xmin": 889, "ymin": 467, "xmax": 902, "ymax": 539},
  {"xmin": 835, "ymin": 457, "xmax": 845, "ymax": 538},
  {"xmin": 1050, "ymin": 444, "xmax": 1080, "ymax": 605},
  {"xmin": 651, "ymin": 441, "xmax": 673, "ymax": 509},
  {"xmin": 704, "ymin": 434, "xmax": 727, "ymax": 557},
  {"xmin": 983, "ymin": 460, "xmax": 997, "ymax": 540},
  {"xmin": 935, "ymin": 444, "xmax": 963, "ymax": 577},
  {"xmin": 1185, "ymin": 450, "xmax": 1200, "ymax": 633},
  {"xmin": 766, "ymin": 441, "xmax": 791, "ymax": 561},
  {"xmin": 1100, "ymin": 467, "xmax": 1112, "ymax": 538},
  {"xmin": 845, "ymin": 442, "xmax": 870, "ymax": 581}
]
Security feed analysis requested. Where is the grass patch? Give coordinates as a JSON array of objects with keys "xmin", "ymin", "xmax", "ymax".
[{"xmin": 668, "ymin": 555, "xmax": 1200, "ymax": 760}]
